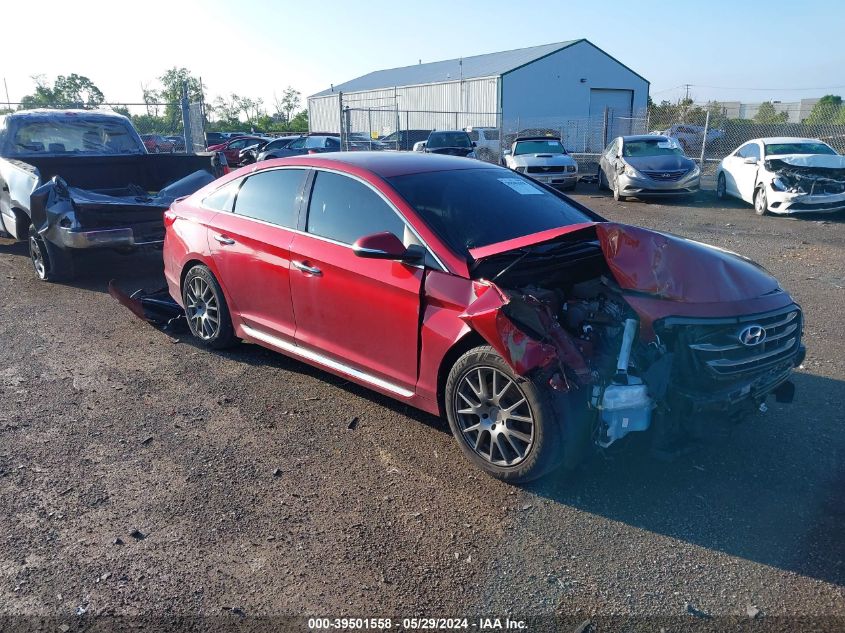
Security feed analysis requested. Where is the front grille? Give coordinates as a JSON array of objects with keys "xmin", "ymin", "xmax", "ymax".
[
  {"xmin": 642, "ymin": 169, "xmax": 689, "ymax": 181},
  {"xmin": 526, "ymin": 165, "xmax": 566, "ymax": 174},
  {"xmin": 660, "ymin": 305, "xmax": 803, "ymax": 389}
]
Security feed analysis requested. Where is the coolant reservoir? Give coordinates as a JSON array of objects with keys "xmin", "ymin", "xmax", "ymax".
[{"xmin": 598, "ymin": 377, "xmax": 652, "ymax": 447}]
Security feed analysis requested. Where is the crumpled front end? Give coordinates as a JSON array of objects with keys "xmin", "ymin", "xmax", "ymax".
[
  {"xmin": 462, "ymin": 222, "xmax": 805, "ymax": 453},
  {"xmin": 764, "ymin": 156, "xmax": 845, "ymax": 214}
]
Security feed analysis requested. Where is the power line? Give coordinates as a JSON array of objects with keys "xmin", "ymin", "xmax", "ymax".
[{"xmin": 654, "ymin": 83, "xmax": 845, "ymax": 94}]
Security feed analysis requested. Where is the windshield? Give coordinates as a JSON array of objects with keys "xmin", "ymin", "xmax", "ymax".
[
  {"xmin": 623, "ymin": 138, "xmax": 684, "ymax": 157},
  {"xmin": 387, "ymin": 168, "xmax": 594, "ymax": 255},
  {"xmin": 5, "ymin": 115, "xmax": 144, "ymax": 156},
  {"xmin": 764, "ymin": 142, "xmax": 837, "ymax": 156},
  {"xmin": 513, "ymin": 139, "xmax": 565, "ymax": 156},
  {"xmin": 427, "ymin": 131, "xmax": 471, "ymax": 149}
]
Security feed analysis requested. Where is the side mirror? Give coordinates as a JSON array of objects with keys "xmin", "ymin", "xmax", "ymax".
[
  {"xmin": 352, "ymin": 232, "xmax": 423, "ymax": 263},
  {"xmin": 743, "ymin": 156, "xmax": 758, "ymax": 165},
  {"xmin": 503, "ymin": 149, "xmax": 511, "ymax": 156},
  {"xmin": 472, "ymin": 141, "xmax": 477, "ymax": 147}
]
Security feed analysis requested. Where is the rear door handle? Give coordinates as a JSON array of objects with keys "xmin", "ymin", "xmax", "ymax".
[
  {"xmin": 213, "ymin": 234, "xmax": 235, "ymax": 245},
  {"xmin": 292, "ymin": 260, "xmax": 322, "ymax": 276}
]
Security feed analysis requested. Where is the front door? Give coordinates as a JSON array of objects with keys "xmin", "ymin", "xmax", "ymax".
[{"xmin": 289, "ymin": 170, "xmax": 423, "ymax": 392}]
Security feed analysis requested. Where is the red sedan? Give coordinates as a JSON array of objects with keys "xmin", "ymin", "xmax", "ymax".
[
  {"xmin": 163, "ymin": 152, "xmax": 804, "ymax": 482},
  {"xmin": 206, "ymin": 135, "xmax": 266, "ymax": 166}
]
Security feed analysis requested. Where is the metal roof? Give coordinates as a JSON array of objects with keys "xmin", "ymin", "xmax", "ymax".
[{"xmin": 311, "ymin": 40, "xmax": 585, "ymax": 97}]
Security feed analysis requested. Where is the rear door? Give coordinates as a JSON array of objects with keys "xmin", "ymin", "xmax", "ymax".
[
  {"xmin": 289, "ymin": 169, "xmax": 424, "ymax": 393},
  {"xmin": 207, "ymin": 167, "xmax": 308, "ymax": 341}
]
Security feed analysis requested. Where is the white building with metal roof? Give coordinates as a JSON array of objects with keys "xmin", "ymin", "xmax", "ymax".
[{"xmin": 307, "ymin": 39, "xmax": 649, "ymax": 144}]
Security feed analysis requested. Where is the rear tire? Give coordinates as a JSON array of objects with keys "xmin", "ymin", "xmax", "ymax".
[
  {"xmin": 716, "ymin": 172, "xmax": 727, "ymax": 200},
  {"xmin": 182, "ymin": 265, "xmax": 237, "ymax": 349},
  {"xmin": 754, "ymin": 185, "xmax": 769, "ymax": 216},
  {"xmin": 598, "ymin": 168, "xmax": 607, "ymax": 191},
  {"xmin": 28, "ymin": 225, "xmax": 75, "ymax": 282},
  {"xmin": 444, "ymin": 345, "xmax": 566, "ymax": 483}
]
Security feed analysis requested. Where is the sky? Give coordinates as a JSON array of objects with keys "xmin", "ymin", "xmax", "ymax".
[{"xmin": 2, "ymin": 0, "xmax": 844, "ymax": 111}]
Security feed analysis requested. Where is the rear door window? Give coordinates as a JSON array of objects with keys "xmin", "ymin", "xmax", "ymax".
[
  {"xmin": 233, "ymin": 168, "xmax": 307, "ymax": 228},
  {"xmin": 306, "ymin": 170, "xmax": 405, "ymax": 244},
  {"xmin": 202, "ymin": 179, "xmax": 241, "ymax": 212}
]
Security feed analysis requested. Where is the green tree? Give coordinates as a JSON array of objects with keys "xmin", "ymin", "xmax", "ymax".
[
  {"xmin": 158, "ymin": 67, "xmax": 204, "ymax": 132},
  {"xmin": 753, "ymin": 101, "xmax": 788, "ymax": 124},
  {"xmin": 804, "ymin": 95, "xmax": 842, "ymax": 124},
  {"xmin": 275, "ymin": 87, "xmax": 301, "ymax": 123},
  {"xmin": 20, "ymin": 73, "xmax": 104, "ymax": 109}
]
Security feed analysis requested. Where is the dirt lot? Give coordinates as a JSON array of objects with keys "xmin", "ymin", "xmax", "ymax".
[{"xmin": 1, "ymin": 187, "xmax": 844, "ymax": 631}]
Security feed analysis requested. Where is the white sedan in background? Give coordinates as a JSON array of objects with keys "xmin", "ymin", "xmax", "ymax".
[{"xmin": 716, "ymin": 137, "xmax": 845, "ymax": 215}]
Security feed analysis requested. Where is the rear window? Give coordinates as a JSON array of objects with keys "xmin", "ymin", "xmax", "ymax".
[
  {"xmin": 5, "ymin": 115, "xmax": 144, "ymax": 155},
  {"xmin": 427, "ymin": 132, "xmax": 472, "ymax": 149},
  {"xmin": 387, "ymin": 167, "xmax": 594, "ymax": 255},
  {"xmin": 764, "ymin": 142, "xmax": 837, "ymax": 156}
]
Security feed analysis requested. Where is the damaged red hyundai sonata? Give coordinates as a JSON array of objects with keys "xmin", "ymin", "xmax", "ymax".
[{"xmin": 162, "ymin": 152, "xmax": 805, "ymax": 483}]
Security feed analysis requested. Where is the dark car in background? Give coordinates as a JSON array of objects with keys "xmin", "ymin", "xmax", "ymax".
[
  {"xmin": 598, "ymin": 135, "xmax": 700, "ymax": 201},
  {"xmin": 379, "ymin": 129, "xmax": 431, "ymax": 151},
  {"xmin": 255, "ymin": 135, "xmax": 305, "ymax": 161},
  {"xmin": 417, "ymin": 130, "xmax": 477, "ymax": 158},
  {"xmin": 165, "ymin": 135, "xmax": 186, "ymax": 153},
  {"xmin": 206, "ymin": 132, "xmax": 227, "ymax": 147},
  {"xmin": 258, "ymin": 134, "xmax": 340, "ymax": 159},
  {"xmin": 207, "ymin": 135, "xmax": 267, "ymax": 166}
]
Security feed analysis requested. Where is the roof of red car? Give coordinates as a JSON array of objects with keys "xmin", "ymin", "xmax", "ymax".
[{"xmin": 264, "ymin": 151, "xmax": 502, "ymax": 178}]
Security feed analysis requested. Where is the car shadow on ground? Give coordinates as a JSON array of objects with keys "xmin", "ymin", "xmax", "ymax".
[{"xmin": 526, "ymin": 369, "xmax": 845, "ymax": 588}]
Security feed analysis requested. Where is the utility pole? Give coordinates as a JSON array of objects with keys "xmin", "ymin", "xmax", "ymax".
[
  {"xmin": 3, "ymin": 78, "xmax": 10, "ymax": 111},
  {"xmin": 684, "ymin": 84, "xmax": 691, "ymax": 101}
]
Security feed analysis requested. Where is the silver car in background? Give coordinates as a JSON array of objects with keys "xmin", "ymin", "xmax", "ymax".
[
  {"xmin": 503, "ymin": 136, "xmax": 578, "ymax": 191},
  {"xmin": 599, "ymin": 135, "xmax": 700, "ymax": 202}
]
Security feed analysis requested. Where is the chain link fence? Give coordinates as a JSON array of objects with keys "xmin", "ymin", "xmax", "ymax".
[{"xmin": 336, "ymin": 94, "xmax": 845, "ymax": 191}]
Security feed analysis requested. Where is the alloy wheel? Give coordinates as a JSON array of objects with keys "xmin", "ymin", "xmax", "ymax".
[
  {"xmin": 29, "ymin": 234, "xmax": 47, "ymax": 279},
  {"xmin": 185, "ymin": 276, "xmax": 220, "ymax": 340},
  {"xmin": 717, "ymin": 174, "xmax": 726, "ymax": 199},
  {"xmin": 453, "ymin": 366, "xmax": 535, "ymax": 466}
]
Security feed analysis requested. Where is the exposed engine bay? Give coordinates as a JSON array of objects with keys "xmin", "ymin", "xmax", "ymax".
[
  {"xmin": 767, "ymin": 158, "xmax": 845, "ymax": 195},
  {"xmin": 464, "ymin": 223, "xmax": 805, "ymax": 455}
]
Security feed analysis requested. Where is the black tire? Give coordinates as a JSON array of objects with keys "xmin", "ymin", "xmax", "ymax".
[
  {"xmin": 754, "ymin": 185, "xmax": 769, "ymax": 216},
  {"xmin": 182, "ymin": 265, "xmax": 237, "ymax": 349},
  {"xmin": 28, "ymin": 225, "xmax": 75, "ymax": 282},
  {"xmin": 716, "ymin": 172, "xmax": 727, "ymax": 200},
  {"xmin": 444, "ymin": 345, "xmax": 565, "ymax": 483},
  {"xmin": 597, "ymin": 167, "xmax": 607, "ymax": 191}
]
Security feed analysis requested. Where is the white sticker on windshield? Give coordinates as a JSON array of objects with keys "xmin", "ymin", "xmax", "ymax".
[
  {"xmin": 498, "ymin": 177, "xmax": 543, "ymax": 195},
  {"xmin": 657, "ymin": 141, "xmax": 673, "ymax": 149}
]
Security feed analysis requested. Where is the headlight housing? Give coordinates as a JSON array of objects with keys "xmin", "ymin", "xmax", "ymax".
[
  {"xmin": 623, "ymin": 163, "xmax": 642, "ymax": 178},
  {"xmin": 689, "ymin": 164, "xmax": 701, "ymax": 178}
]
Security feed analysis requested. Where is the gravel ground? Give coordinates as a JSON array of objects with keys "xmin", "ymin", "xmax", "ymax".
[{"xmin": 0, "ymin": 187, "xmax": 843, "ymax": 631}]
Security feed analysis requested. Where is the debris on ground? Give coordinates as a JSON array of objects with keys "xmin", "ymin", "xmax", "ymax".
[
  {"xmin": 347, "ymin": 416, "xmax": 359, "ymax": 430},
  {"xmin": 686, "ymin": 603, "xmax": 712, "ymax": 619},
  {"xmin": 129, "ymin": 529, "xmax": 146, "ymax": 540}
]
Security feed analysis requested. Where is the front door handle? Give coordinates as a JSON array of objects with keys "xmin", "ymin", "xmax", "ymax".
[
  {"xmin": 213, "ymin": 234, "xmax": 235, "ymax": 245},
  {"xmin": 292, "ymin": 260, "xmax": 322, "ymax": 276}
]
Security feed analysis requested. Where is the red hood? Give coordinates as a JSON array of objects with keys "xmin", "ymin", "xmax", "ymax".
[
  {"xmin": 471, "ymin": 222, "xmax": 780, "ymax": 304},
  {"xmin": 207, "ymin": 143, "xmax": 225, "ymax": 151}
]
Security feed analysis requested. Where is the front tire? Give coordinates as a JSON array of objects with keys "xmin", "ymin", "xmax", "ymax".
[
  {"xmin": 182, "ymin": 265, "xmax": 237, "ymax": 349},
  {"xmin": 754, "ymin": 185, "xmax": 769, "ymax": 216},
  {"xmin": 444, "ymin": 345, "xmax": 564, "ymax": 483}
]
